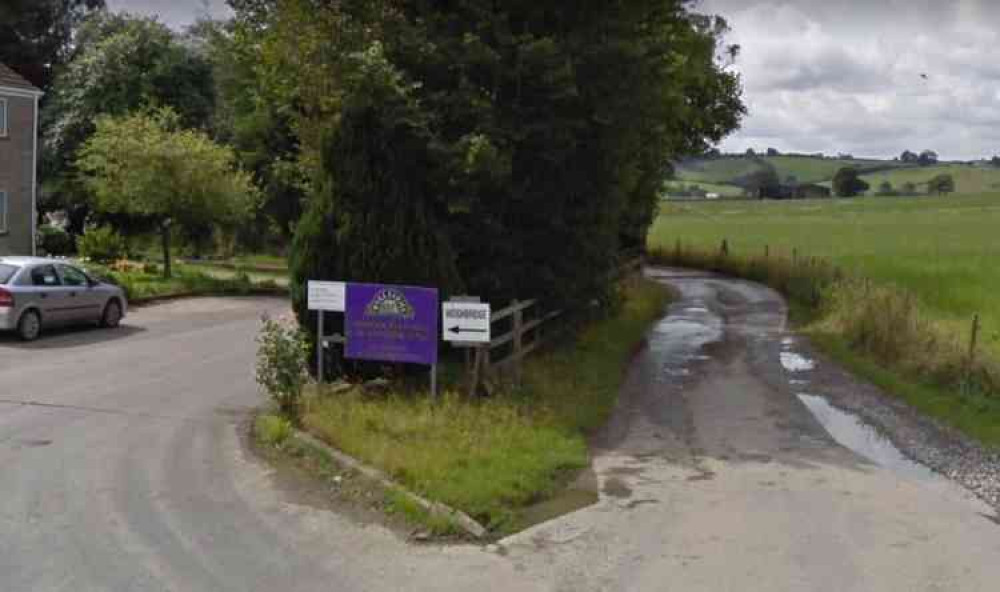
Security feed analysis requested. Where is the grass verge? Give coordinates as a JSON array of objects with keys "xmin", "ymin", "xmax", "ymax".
[
  {"xmin": 299, "ymin": 278, "xmax": 671, "ymax": 534},
  {"xmin": 83, "ymin": 261, "xmax": 285, "ymax": 303},
  {"xmin": 648, "ymin": 245, "xmax": 1000, "ymax": 449},
  {"xmin": 252, "ymin": 411, "xmax": 464, "ymax": 537}
]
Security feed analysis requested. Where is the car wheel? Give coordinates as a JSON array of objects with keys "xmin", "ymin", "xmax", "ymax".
[
  {"xmin": 18, "ymin": 310, "xmax": 42, "ymax": 342},
  {"xmin": 101, "ymin": 300, "xmax": 123, "ymax": 328}
]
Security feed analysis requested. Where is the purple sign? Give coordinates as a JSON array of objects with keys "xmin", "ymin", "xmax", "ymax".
[{"xmin": 345, "ymin": 283, "xmax": 439, "ymax": 365}]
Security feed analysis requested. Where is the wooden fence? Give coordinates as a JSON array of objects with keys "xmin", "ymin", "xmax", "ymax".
[{"xmin": 464, "ymin": 255, "xmax": 643, "ymax": 395}]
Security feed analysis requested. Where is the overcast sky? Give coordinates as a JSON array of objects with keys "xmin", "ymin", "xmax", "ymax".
[
  {"xmin": 110, "ymin": 0, "xmax": 999, "ymax": 161},
  {"xmin": 106, "ymin": 0, "xmax": 231, "ymax": 29},
  {"xmin": 696, "ymin": 0, "xmax": 1000, "ymax": 160}
]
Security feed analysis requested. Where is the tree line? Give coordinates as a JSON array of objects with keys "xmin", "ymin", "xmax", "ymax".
[{"xmin": 6, "ymin": 1, "xmax": 746, "ymax": 311}]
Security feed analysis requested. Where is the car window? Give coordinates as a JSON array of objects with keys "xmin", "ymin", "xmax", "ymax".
[
  {"xmin": 59, "ymin": 265, "xmax": 90, "ymax": 287},
  {"xmin": 30, "ymin": 265, "xmax": 62, "ymax": 287},
  {"xmin": 0, "ymin": 264, "xmax": 17, "ymax": 284}
]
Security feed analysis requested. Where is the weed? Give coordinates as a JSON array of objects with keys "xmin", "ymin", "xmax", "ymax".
[
  {"xmin": 301, "ymin": 279, "xmax": 670, "ymax": 533},
  {"xmin": 255, "ymin": 414, "xmax": 293, "ymax": 447}
]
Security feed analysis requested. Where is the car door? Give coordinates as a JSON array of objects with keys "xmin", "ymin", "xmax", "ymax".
[
  {"xmin": 58, "ymin": 264, "xmax": 103, "ymax": 323},
  {"xmin": 26, "ymin": 264, "xmax": 70, "ymax": 324}
]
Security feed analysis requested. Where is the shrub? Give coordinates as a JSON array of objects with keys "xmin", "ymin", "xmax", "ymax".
[
  {"xmin": 77, "ymin": 225, "xmax": 126, "ymax": 263},
  {"xmin": 255, "ymin": 317, "xmax": 311, "ymax": 420},
  {"xmin": 255, "ymin": 414, "xmax": 293, "ymax": 446},
  {"xmin": 39, "ymin": 225, "xmax": 74, "ymax": 256}
]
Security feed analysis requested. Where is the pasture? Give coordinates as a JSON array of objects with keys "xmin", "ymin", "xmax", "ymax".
[
  {"xmin": 650, "ymin": 194, "xmax": 1000, "ymax": 352},
  {"xmin": 858, "ymin": 164, "xmax": 1000, "ymax": 194}
]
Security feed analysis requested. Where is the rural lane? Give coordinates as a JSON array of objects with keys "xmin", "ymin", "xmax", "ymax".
[{"xmin": 1, "ymin": 276, "xmax": 999, "ymax": 591}]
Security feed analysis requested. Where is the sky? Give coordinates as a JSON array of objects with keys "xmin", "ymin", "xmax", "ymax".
[
  {"xmin": 109, "ymin": 0, "xmax": 999, "ymax": 161},
  {"xmin": 106, "ymin": 0, "xmax": 231, "ymax": 29},
  {"xmin": 696, "ymin": 0, "xmax": 1000, "ymax": 160}
]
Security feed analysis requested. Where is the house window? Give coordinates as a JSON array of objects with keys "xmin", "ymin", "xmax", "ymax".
[
  {"xmin": 0, "ymin": 98, "xmax": 6, "ymax": 137},
  {"xmin": 0, "ymin": 191, "xmax": 7, "ymax": 234}
]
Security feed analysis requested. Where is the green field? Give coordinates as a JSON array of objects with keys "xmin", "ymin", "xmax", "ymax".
[
  {"xmin": 671, "ymin": 157, "xmax": 1000, "ymax": 199},
  {"xmin": 662, "ymin": 181, "xmax": 746, "ymax": 197},
  {"xmin": 672, "ymin": 155, "xmax": 914, "ymax": 195},
  {"xmin": 651, "ymin": 194, "xmax": 1000, "ymax": 350},
  {"xmin": 763, "ymin": 155, "xmax": 905, "ymax": 184},
  {"xmin": 673, "ymin": 158, "xmax": 765, "ymax": 184},
  {"xmin": 858, "ymin": 164, "xmax": 1000, "ymax": 194}
]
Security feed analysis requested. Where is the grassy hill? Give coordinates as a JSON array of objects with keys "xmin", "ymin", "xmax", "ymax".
[
  {"xmin": 764, "ymin": 155, "xmax": 906, "ymax": 184},
  {"xmin": 672, "ymin": 158, "xmax": 767, "ymax": 184},
  {"xmin": 859, "ymin": 164, "xmax": 1000, "ymax": 194},
  {"xmin": 669, "ymin": 154, "xmax": 992, "ymax": 197}
]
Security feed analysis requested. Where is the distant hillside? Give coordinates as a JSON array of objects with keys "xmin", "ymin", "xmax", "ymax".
[
  {"xmin": 858, "ymin": 164, "xmax": 1000, "ymax": 194},
  {"xmin": 674, "ymin": 155, "xmax": 913, "ymax": 187},
  {"xmin": 662, "ymin": 155, "xmax": 1000, "ymax": 198}
]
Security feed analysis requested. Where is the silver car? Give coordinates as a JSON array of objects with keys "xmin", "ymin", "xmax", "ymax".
[{"xmin": 0, "ymin": 257, "xmax": 128, "ymax": 341}]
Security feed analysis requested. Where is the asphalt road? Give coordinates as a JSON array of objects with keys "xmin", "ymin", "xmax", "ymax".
[{"xmin": 2, "ymin": 279, "xmax": 1000, "ymax": 591}]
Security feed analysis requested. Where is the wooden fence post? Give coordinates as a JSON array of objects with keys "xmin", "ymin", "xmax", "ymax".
[
  {"xmin": 468, "ymin": 346, "xmax": 483, "ymax": 398},
  {"xmin": 764, "ymin": 245, "xmax": 769, "ymax": 259},
  {"xmin": 513, "ymin": 300, "xmax": 524, "ymax": 385},
  {"xmin": 967, "ymin": 313, "xmax": 981, "ymax": 382},
  {"xmin": 720, "ymin": 239, "xmax": 729, "ymax": 257}
]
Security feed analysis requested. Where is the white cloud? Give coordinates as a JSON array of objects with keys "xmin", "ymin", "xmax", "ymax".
[{"xmin": 697, "ymin": 0, "xmax": 1000, "ymax": 159}]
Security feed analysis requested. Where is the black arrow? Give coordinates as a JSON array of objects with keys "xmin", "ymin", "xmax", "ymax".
[{"xmin": 449, "ymin": 326, "xmax": 487, "ymax": 334}]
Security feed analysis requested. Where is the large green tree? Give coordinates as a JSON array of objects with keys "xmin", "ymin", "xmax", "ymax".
[
  {"xmin": 927, "ymin": 173, "xmax": 955, "ymax": 195},
  {"xmin": 236, "ymin": 0, "xmax": 744, "ymax": 331},
  {"xmin": 832, "ymin": 167, "xmax": 870, "ymax": 197},
  {"xmin": 41, "ymin": 12, "xmax": 216, "ymax": 233},
  {"xmin": 0, "ymin": 0, "xmax": 105, "ymax": 90},
  {"xmin": 76, "ymin": 109, "xmax": 257, "ymax": 277},
  {"xmin": 194, "ymin": 17, "xmax": 306, "ymax": 250}
]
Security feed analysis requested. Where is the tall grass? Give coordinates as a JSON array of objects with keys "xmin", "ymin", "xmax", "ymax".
[{"xmin": 300, "ymin": 279, "xmax": 671, "ymax": 532}]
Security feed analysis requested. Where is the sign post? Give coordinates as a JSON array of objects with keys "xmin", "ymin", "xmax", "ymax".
[
  {"xmin": 308, "ymin": 281, "xmax": 346, "ymax": 382},
  {"xmin": 442, "ymin": 301, "xmax": 491, "ymax": 345},
  {"xmin": 443, "ymin": 298, "xmax": 491, "ymax": 397},
  {"xmin": 345, "ymin": 283, "xmax": 440, "ymax": 397}
]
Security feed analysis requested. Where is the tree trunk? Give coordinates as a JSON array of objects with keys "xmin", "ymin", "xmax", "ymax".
[{"xmin": 161, "ymin": 222, "xmax": 172, "ymax": 279}]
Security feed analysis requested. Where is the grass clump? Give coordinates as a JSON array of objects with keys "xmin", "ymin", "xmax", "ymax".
[
  {"xmin": 301, "ymin": 278, "xmax": 670, "ymax": 533},
  {"xmin": 304, "ymin": 390, "xmax": 586, "ymax": 531},
  {"xmin": 255, "ymin": 414, "xmax": 294, "ymax": 447}
]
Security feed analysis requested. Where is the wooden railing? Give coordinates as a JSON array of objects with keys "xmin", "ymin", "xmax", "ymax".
[{"xmin": 465, "ymin": 254, "xmax": 643, "ymax": 394}]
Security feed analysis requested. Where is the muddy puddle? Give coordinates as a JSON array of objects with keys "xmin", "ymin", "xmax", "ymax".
[
  {"xmin": 647, "ymin": 299, "xmax": 723, "ymax": 380},
  {"xmin": 798, "ymin": 394, "xmax": 939, "ymax": 482},
  {"xmin": 798, "ymin": 393, "xmax": 994, "ymax": 513}
]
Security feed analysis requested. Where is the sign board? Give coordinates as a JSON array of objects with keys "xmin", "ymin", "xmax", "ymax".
[
  {"xmin": 443, "ymin": 301, "xmax": 491, "ymax": 344},
  {"xmin": 308, "ymin": 281, "xmax": 346, "ymax": 312},
  {"xmin": 345, "ymin": 283, "xmax": 439, "ymax": 365}
]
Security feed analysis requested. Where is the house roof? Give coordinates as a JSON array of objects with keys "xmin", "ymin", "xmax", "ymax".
[{"xmin": 0, "ymin": 61, "xmax": 43, "ymax": 95}]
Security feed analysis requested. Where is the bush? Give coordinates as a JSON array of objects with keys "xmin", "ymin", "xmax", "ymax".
[
  {"xmin": 255, "ymin": 317, "xmax": 311, "ymax": 420},
  {"xmin": 77, "ymin": 226, "xmax": 126, "ymax": 263},
  {"xmin": 39, "ymin": 225, "xmax": 74, "ymax": 256}
]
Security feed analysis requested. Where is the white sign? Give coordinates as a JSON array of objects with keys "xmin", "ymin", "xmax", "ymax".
[
  {"xmin": 308, "ymin": 281, "xmax": 346, "ymax": 312},
  {"xmin": 442, "ymin": 301, "xmax": 491, "ymax": 344}
]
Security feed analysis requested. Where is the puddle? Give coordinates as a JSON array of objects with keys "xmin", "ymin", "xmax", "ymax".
[
  {"xmin": 798, "ymin": 394, "xmax": 994, "ymax": 513},
  {"xmin": 780, "ymin": 351, "xmax": 815, "ymax": 372},
  {"xmin": 647, "ymin": 300, "xmax": 723, "ymax": 380},
  {"xmin": 798, "ymin": 394, "xmax": 936, "ymax": 481}
]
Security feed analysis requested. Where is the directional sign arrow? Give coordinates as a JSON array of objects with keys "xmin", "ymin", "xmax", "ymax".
[{"xmin": 449, "ymin": 326, "xmax": 488, "ymax": 335}]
